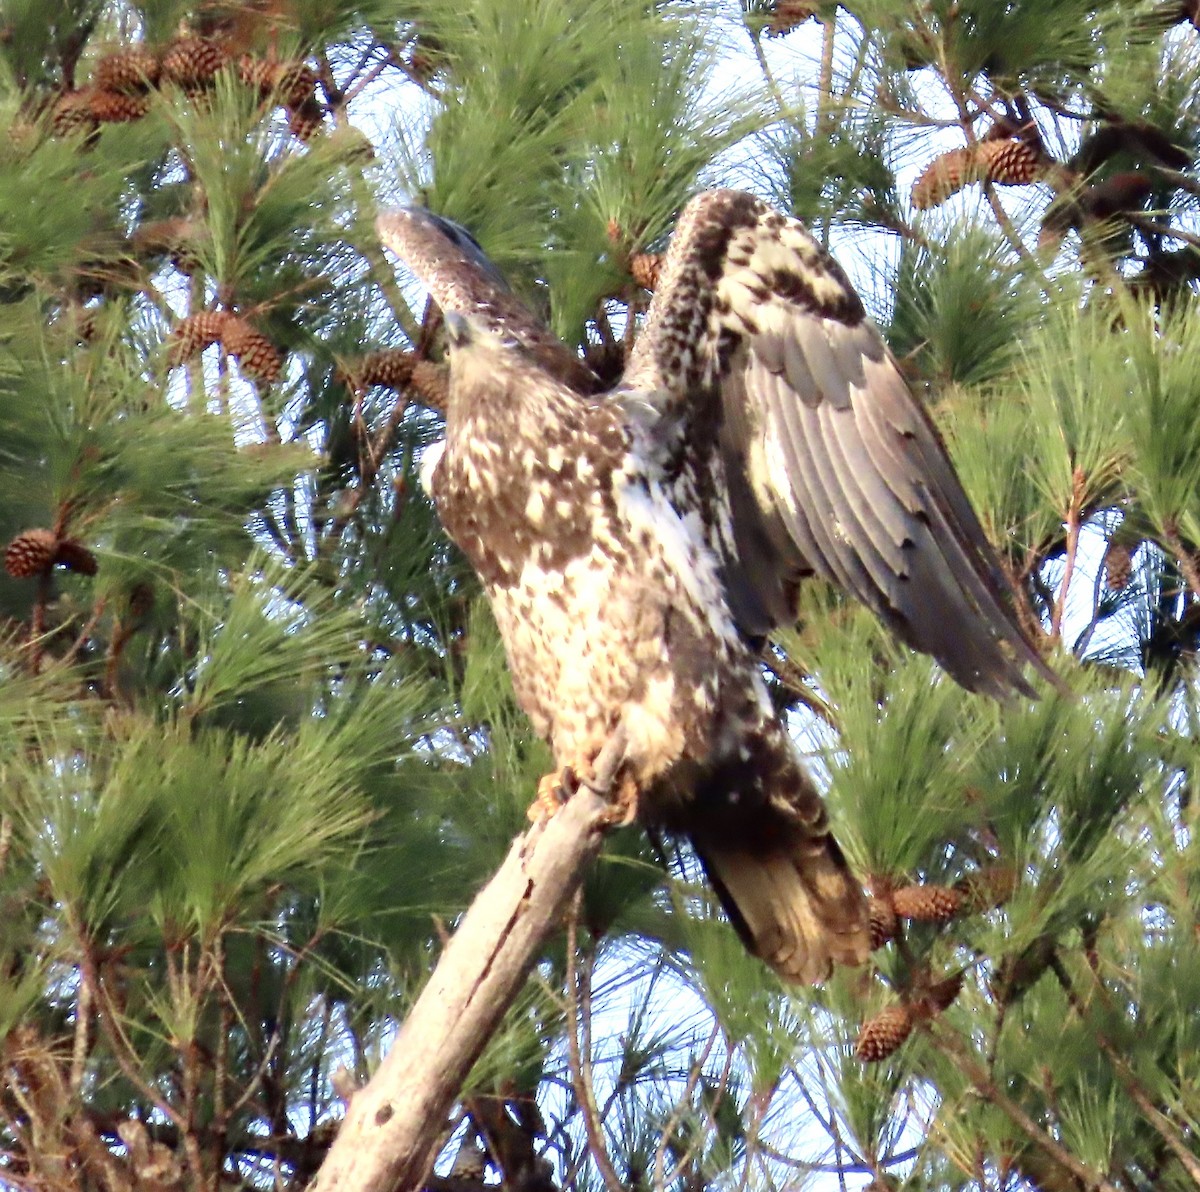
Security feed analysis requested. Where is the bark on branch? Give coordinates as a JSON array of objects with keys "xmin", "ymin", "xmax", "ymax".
[{"xmin": 310, "ymin": 733, "xmax": 627, "ymax": 1192}]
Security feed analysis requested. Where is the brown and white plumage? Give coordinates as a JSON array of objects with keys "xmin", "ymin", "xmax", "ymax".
[{"xmin": 377, "ymin": 189, "xmax": 1049, "ymax": 984}]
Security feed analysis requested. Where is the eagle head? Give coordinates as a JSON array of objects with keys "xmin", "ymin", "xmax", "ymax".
[{"xmin": 442, "ymin": 310, "xmax": 532, "ymax": 388}]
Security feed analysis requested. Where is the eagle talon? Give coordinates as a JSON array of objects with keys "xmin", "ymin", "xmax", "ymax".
[
  {"xmin": 600, "ymin": 775, "xmax": 640, "ymax": 828},
  {"xmin": 527, "ymin": 764, "xmax": 585, "ymax": 823}
]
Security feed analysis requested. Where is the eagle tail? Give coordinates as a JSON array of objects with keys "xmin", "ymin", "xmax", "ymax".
[{"xmin": 685, "ymin": 734, "xmax": 869, "ymax": 984}]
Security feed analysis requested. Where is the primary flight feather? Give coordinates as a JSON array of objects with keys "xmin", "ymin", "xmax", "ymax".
[{"xmin": 378, "ymin": 189, "xmax": 1050, "ymax": 984}]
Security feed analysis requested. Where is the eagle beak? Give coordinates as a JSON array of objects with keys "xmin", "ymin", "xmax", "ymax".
[{"xmin": 444, "ymin": 311, "xmax": 471, "ymax": 349}]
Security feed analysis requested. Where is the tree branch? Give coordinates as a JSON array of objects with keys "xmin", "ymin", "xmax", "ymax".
[{"xmin": 310, "ymin": 732, "xmax": 628, "ymax": 1191}]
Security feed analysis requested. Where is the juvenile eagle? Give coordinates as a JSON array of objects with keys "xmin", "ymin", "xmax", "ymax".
[{"xmin": 378, "ymin": 190, "xmax": 1049, "ymax": 984}]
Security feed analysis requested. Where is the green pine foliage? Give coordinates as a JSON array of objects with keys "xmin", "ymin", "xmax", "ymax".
[{"xmin": 0, "ymin": 0, "xmax": 1198, "ymax": 1189}]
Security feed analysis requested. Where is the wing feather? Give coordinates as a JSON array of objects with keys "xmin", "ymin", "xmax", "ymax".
[{"xmin": 626, "ymin": 189, "xmax": 1053, "ymax": 697}]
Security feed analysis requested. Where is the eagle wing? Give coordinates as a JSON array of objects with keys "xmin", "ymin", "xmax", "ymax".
[{"xmin": 624, "ymin": 190, "xmax": 1050, "ymax": 700}]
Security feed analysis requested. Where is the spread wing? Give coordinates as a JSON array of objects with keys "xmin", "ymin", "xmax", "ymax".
[
  {"xmin": 375, "ymin": 206, "xmax": 598, "ymax": 394},
  {"xmin": 625, "ymin": 189, "xmax": 1051, "ymax": 699}
]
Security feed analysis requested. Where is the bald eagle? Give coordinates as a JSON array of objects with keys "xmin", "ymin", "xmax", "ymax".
[{"xmin": 378, "ymin": 190, "xmax": 1049, "ymax": 984}]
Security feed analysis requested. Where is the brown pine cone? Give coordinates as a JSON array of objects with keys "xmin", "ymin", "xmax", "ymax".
[
  {"xmin": 955, "ymin": 865, "xmax": 1019, "ymax": 913},
  {"xmin": 5, "ymin": 530, "xmax": 59, "ymax": 578},
  {"xmin": 168, "ymin": 311, "xmax": 232, "ymax": 365},
  {"xmin": 273, "ymin": 61, "xmax": 318, "ymax": 108},
  {"xmin": 1079, "ymin": 171, "xmax": 1154, "ymax": 221},
  {"xmin": 221, "ymin": 316, "xmax": 283, "ymax": 383},
  {"xmin": 237, "ymin": 56, "xmax": 316, "ymax": 107},
  {"xmin": 51, "ymin": 91, "xmax": 98, "ymax": 136},
  {"xmin": 285, "ymin": 99, "xmax": 324, "ymax": 141},
  {"xmin": 892, "ymin": 883, "xmax": 964, "ymax": 924},
  {"xmin": 237, "ymin": 53, "xmax": 276, "ymax": 92},
  {"xmin": 406, "ymin": 32, "xmax": 446, "ymax": 83},
  {"xmin": 128, "ymin": 582, "xmax": 155, "ymax": 618},
  {"xmin": 977, "ymin": 138, "xmax": 1042, "ymax": 186},
  {"xmin": 629, "ymin": 252, "xmax": 662, "ymax": 290},
  {"xmin": 358, "ymin": 350, "xmax": 416, "ymax": 389},
  {"xmin": 922, "ymin": 971, "xmax": 964, "ymax": 1016},
  {"xmin": 868, "ymin": 896, "xmax": 898, "ymax": 949},
  {"xmin": 160, "ymin": 37, "xmax": 228, "ymax": 91},
  {"xmin": 54, "ymin": 539, "xmax": 98, "ymax": 576},
  {"xmin": 410, "ymin": 359, "xmax": 449, "ymax": 410},
  {"xmin": 855, "ymin": 1005, "xmax": 913, "ymax": 1062},
  {"xmin": 1103, "ymin": 538, "xmax": 1134, "ymax": 591},
  {"xmin": 88, "ymin": 89, "xmax": 151, "ymax": 123},
  {"xmin": 910, "ymin": 147, "xmax": 975, "ymax": 210},
  {"xmin": 766, "ymin": 0, "xmax": 819, "ymax": 36},
  {"xmin": 93, "ymin": 48, "xmax": 160, "ymax": 93}
]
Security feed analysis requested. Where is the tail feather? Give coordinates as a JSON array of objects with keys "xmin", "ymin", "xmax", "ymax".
[
  {"xmin": 695, "ymin": 834, "xmax": 869, "ymax": 984},
  {"xmin": 681, "ymin": 726, "xmax": 869, "ymax": 984}
]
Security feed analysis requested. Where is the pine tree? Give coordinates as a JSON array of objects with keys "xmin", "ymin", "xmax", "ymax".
[{"xmin": 0, "ymin": 1, "xmax": 1198, "ymax": 1190}]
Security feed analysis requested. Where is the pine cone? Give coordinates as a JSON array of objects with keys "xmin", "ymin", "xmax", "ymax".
[
  {"xmin": 168, "ymin": 311, "xmax": 232, "ymax": 365},
  {"xmin": 910, "ymin": 146, "xmax": 975, "ymax": 210},
  {"xmin": 977, "ymin": 138, "xmax": 1042, "ymax": 186},
  {"xmin": 922, "ymin": 971, "xmax": 964, "ymax": 1016},
  {"xmin": 93, "ymin": 48, "xmax": 160, "ymax": 93},
  {"xmin": 88, "ymin": 89, "xmax": 151, "ymax": 123},
  {"xmin": 273, "ymin": 61, "xmax": 318, "ymax": 108},
  {"xmin": 1103, "ymin": 538, "xmax": 1134, "ymax": 591},
  {"xmin": 54, "ymin": 539, "xmax": 98, "ymax": 576},
  {"xmin": 160, "ymin": 37, "xmax": 228, "ymax": 91},
  {"xmin": 855, "ymin": 1005, "xmax": 913, "ymax": 1062},
  {"xmin": 51, "ymin": 90, "xmax": 98, "ymax": 136},
  {"xmin": 406, "ymin": 32, "xmax": 446, "ymax": 82},
  {"xmin": 237, "ymin": 53, "xmax": 277, "ymax": 92},
  {"xmin": 1079, "ymin": 172, "xmax": 1154, "ymax": 221},
  {"xmin": 76, "ymin": 309, "xmax": 98, "ymax": 342},
  {"xmin": 955, "ymin": 865, "xmax": 1019, "ymax": 913},
  {"xmin": 868, "ymin": 896, "xmax": 898, "ymax": 949},
  {"xmin": 128, "ymin": 582, "xmax": 155, "ymax": 618},
  {"xmin": 629, "ymin": 252, "xmax": 663, "ymax": 290},
  {"xmin": 411, "ymin": 359, "xmax": 449, "ymax": 409},
  {"xmin": 221, "ymin": 316, "xmax": 282, "ymax": 383},
  {"xmin": 358, "ymin": 350, "xmax": 416, "ymax": 389},
  {"xmin": 237, "ymin": 56, "xmax": 316, "ymax": 106},
  {"xmin": 449, "ymin": 1138, "xmax": 486, "ymax": 1179},
  {"xmin": 5, "ymin": 530, "xmax": 59, "ymax": 578},
  {"xmin": 892, "ymin": 883, "xmax": 964, "ymax": 924},
  {"xmin": 766, "ymin": 0, "xmax": 819, "ymax": 36},
  {"xmin": 285, "ymin": 98, "xmax": 324, "ymax": 141},
  {"xmin": 912, "ymin": 140, "xmax": 1043, "ymax": 209}
]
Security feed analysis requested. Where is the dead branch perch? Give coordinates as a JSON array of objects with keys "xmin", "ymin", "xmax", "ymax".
[{"xmin": 310, "ymin": 732, "xmax": 628, "ymax": 1192}]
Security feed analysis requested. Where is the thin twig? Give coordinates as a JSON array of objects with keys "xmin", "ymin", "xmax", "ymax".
[
  {"xmin": 1163, "ymin": 521, "xmax": 1200, "ymax": 600},
  {"xmin": 69, "ymin": 976, "xmax": 92, "ymax": 1094},
  {"xmin": 815, "ymin": 14, "xmax": 837, "ymax": 141},
  {"xmin": 1128, "ymin": 216, "xmax": 1200, "ymax": 252},
  {"xmin": 565, "ymin": 897, "xmax": 624, "ymax": 1192},
  {"xmin": 930, "ymin": 1024, "xmax": 1122, "ymax": 1192},
  {"xmin": 1051, "ymin": 955, "xmax": 1200, "ymax": 1188},
  {"xmin": 651, "ymin": 1020, "xmax": 721, "ymax": 1188},
  {"xmin": 1051, "ymin": 467, "xmax": 1086, "ymax": 640},
  {"xmin": 762, "ymin": 650, "xmax": 840, "ymax": 730},
  {"xmin": 663, "ymin": 1033, "xmax": 735, "ymax": 1189}
]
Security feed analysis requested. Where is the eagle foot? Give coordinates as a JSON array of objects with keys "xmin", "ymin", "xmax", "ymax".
[
  {"xmin": 599, "ymin": 774, "xmax": 640, "ymax": 828},
  {"xmin": 527, "ymin": 765, "xmax": 584, "ymax": 823}
]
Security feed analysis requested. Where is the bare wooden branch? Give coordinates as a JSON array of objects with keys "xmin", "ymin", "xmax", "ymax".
[{"xmin": 310, "ymin": 733, "xmax": 627, "ymax": 1192}]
